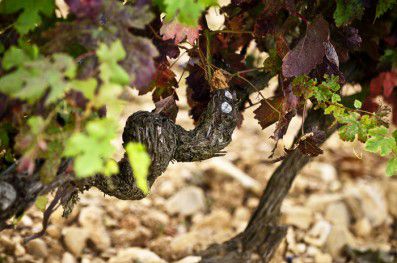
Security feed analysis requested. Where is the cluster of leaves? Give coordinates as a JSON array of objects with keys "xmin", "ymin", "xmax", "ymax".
[
  {"xmin": 291, "ymin": 75, "xmax": 397, "ymax": 176},
  {"xmin": 0, "ymin": 39, "xmax": 152, "ymax": 188},
  {"xmin": 1, "ymin": 0, "xmax": 397, "ymax": 204}
]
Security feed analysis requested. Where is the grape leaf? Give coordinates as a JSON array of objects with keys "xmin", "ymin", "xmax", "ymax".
[
  {"xmin": 338, "ymin": 113, "xmax": 360, "ymax": 142},
  {"xmin": 97, "ymin": 40, "xmax": 129, "ymax": 85},
  {"xmin": 386, "ymin": 157, "xmax": 397, "ymax": 176},
  {"xmin": 35, "ymin": 195, "xmax": 48, "ymax": 212},
  {"xmin": 0, "ymin": 0, "xmax": 55, "ymax": 34},
  {"xmin": 163, "ymin": 0, "xmax": 217, "ymax": 26},
  {"xmin": 160, "ymin": 20, "xmax": 201, "ymax": 44},
  {"xmin": 65, "ymin": 0, "xmax": 102, "ymax": 18},
  {"xmin": 154, "ymin": 94, "xmax": 179, "ymax": 122},
  {"xmin": 126, "ymin": 142, "xmax": 151, "ymax": 195},
  {"xmin": 63, "ymin": 118, "xmax": 118, "ymax": 178},
  {"xmin": 354, "ymin": 99, "xmax": 362, "ymax": 108},
  {"xmin": 282, "ymin": 16, "xmax": 330, "ymax": 78},
  {"xmin": 333, "ymin": 0, "xmax": 364, "ymax": 27},
  {"xmin": 254, "ymin": 97, "xmax": 283, "ymax": 130},
  {"xmin": 0, "ymin": 49, "xmax": 77, "ymax": 105},
  {"xmin": 376, "ymin": 0, "xmax": 396, "ymax": 19},
  {"xmin": 365, "ymin": 127, "xmax": 397, "ymax": 156}
]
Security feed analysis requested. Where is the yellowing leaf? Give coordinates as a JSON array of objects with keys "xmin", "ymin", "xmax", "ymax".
[
  {"xmin": 126, "ymin": 142, "xmax": 151, "ymax": 195},
  {"xmin": 35, "ymin": 195, "xmax": 48, "ymax": 212}
]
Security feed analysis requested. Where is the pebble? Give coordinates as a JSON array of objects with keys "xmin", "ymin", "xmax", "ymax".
[
  {"xmin": 26, "ymin": 239, "xmax": 48, "ymax": 258},
  {"xmin": 108, "ymin": 247, "xmax": 166, "ymax": 263},
  {"xmin": 175, "ymin": 256, "xmax": 202, "ymax": 263},
  {"xmin": 304, "ymin": 220, "xmax": 332, "ymax": 247},
  {"xmin": 165, "ymin": 186, "xmax": 206, "ymax": 216},
  {"xmin": 62, "ymin": 252, "xmax": 77, "ymax": 263},
  {"xmin": 324, "ymin": 202, "xmax": 350, "ymax": 227},
  {"xmin": 353, "ymin": 218, "xmax": 372, "ymax": 237},
  {"xmin": 344, "ymin": 181, "xmax": 388, "ymax": 227},
  {"xmin": 386, "ymin": 180, "xmax": 397, "ymax": 218},
  {"xmin": 62, "ymin": 227, "xmax": 89, "ymax": 256},
  {"xmin": 281, "ymin": 205, "xmax": 313, "ymax": 229},
  {"xmin": 78, "ymin": 206, "xmax": 111, "ymax": 251},
  {"xmin": 314, "ymin": 253, "xmax": 333, "ymax": 263},
  {"xmin": 325, "ymin": 225, "xmax": 355, "ymax": 258}
]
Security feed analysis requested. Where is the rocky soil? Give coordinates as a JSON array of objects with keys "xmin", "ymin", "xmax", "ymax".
[{"xmin": 1, "ymin": 90, "xmax": 397, "ymax": 263}]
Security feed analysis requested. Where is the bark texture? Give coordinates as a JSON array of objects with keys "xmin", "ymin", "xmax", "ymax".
[
  {"xmin": 0, "ymin": 89, "xmax": 239, "ymax": 226},
  {"xmin": 200, "ymin": 111, "xmax": 337, "ymax": 262}
]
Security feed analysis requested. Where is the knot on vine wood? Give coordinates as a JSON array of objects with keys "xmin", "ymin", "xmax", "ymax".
[{"xmin": 89, "ymin": 89, "xmax": 239, "ymax": 200}]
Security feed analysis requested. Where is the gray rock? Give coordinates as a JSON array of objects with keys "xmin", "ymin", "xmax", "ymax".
[{"xmin": 165, "ymin": 186, "xmax": 206, "ymax": 216}]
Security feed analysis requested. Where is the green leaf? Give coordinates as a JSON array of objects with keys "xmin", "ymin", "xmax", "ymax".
[
  {"xmin": 338, "ymin": 113, "xmax": 360, "ymax": 142},
  {"xmin": 97, "ymin": 40, "xmax": 129, "ymax": 85},
  {"xmin": 35, "ymin": 195, "xmax": 48, "ymax": 212},
  {"xmin": 126, "ymin": 142, "xmax": 151, "ymax": 195},
  {"xmin": 71, "ymin": 79, "xmax": 97, "ymax": 100},
  {"xmin": 376, "ymin": 0, "xmax": 396, "ymax": 19},
  {"xmin": 386, "ymin": 157, "xmax": 397, "ymax": 176},
  {"xmin": 0, "ymin": 51, "xmax": 76, "ymax": 105},
  {"xmin": 365, "ymin": 127, "xmax": 397, "ymax": 156},
  {"xmin": 63, "ymin": 118, "xmax": 118, "ymax": 178},
  {"xmin": 163, "ymin": 0, "xmax": 217, "ymax": 26},
  {"xmin": 332, "ymin": 94, "xmax": 341, "ymax": 103},
  {"xmin": 0, "ymin": 0, "xmax": 55, "ymax": 34},
  {"xmin": 2, "ymin": 46, "xmax": 35, "ymax": 70},
  {"xmin": 28, "ymin": 116, "xmax": 45, "ymax": 135},
  {"xmin": 354, "ymin": 99, "xmax": 362, "ymax": 109},
  {"xmin": 333, "ymin": 0, "xmax": 364, "ymax": 27},
  {"xmin": 104, "ymin": 159, "xmax": 119, "ymax": 177}
]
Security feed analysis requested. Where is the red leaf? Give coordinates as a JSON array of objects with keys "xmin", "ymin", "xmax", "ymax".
[
  {"xmin": 370, "ymin": 71, "xmax": 397, "ymax": 97},
  {"xmin": 154, "ymin": 94, "xmax": 179, "ymax": 122},
  {"xmin": 282, "ymin": 16, "xmax": 330, "ymax": 78},
  {"xmin": 160, "ymin": 20, "xmax": 201, "ymax": 45},
  {"xmin": 254, "ymin": 96, "xmax": 283, "ymax": 129},
  {"xmin": 296, "ymin": 131, "xmax": 325, "ymax": 157}
]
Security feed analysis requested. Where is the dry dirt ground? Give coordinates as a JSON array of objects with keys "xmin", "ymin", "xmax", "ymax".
[{"xmin": 0, "ymin": 87, "xmax": 396, "ymax": 263}]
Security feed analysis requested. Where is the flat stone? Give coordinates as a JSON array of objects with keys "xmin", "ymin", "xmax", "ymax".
[
  {"xmin": 325, "ymin": 225, "xmax": 355, "ymax": 258},
  {"xmin": 281, "ymin": 205, "xmax": 313, "ymax": 229},
  {"xmin": 108, "ymin": 247, "xmax": 166, "ymax": 263},
  {"xmin": 165, "ymin": 186, "xmax": 206, "ymax": 216},
  {"xmin": 62, "ymin": 252, "xmax": 77, "ymax": 263},
  {"xmin": 325, "ymin": 202, "xmax": 350, "ymax": 227},
  {"xmin": 62, "ymin": 227, "xmax": 89, "ymax": 256},
  {"xmin": 386, "ymin": 180, "xmax": 397, "ymax": 217}
]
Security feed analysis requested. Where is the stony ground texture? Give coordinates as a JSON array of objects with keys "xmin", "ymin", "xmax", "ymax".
[{"xmin": 1, "ymin": 90, "xmax": 396, "ymax": 263}]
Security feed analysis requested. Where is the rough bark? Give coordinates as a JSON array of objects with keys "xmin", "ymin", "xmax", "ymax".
[
  {"xmin": 0, "ymin": 88, "xmax": 239, "ymax": 227},
  {"xmin": 199, "ymin": 111, "xmax": 337, "ymax": 263}
]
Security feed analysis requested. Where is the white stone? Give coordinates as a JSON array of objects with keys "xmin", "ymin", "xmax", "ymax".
[
  {"xmin": 165, "ymin": 186, "xmax": 206, "ymax": 216},
  {"xmin": 386, "ymin": 180, "xmax": 397, "ymax": 217},
  {"xmin": 304, "ymin": 220, "xmax": 332, "ymax": 247},
  {"xmin": 62, "ymin": 252, "xmax": 77, "ymax": 263},
  {"xmin": 281, "ymin": 205, "xmax": 313, "ymax": 229},
  {"xmin": 62, "ymin": 227, "xmax": 89, "ymax": 256},
  {"xmin": 344, "ymin": 181, "xmax": 388, "ymax": 227},
  {"xmin": 325, "ymin": 225, "xmax": 355, "ymax": 258},
  {"xmin": 108, "ymin": 247, "xmax": 166, "ymax": 263},
  {"xmin": 175, "ymin": 256, "xmax": 202, "ymax": 263},
  {"xmin": 78, "ymin": 206, "xmax": 111, "ymax": 251},
  {"xmin": 324, "ymin": 202, "xmax": 350, "ymax": 227}
]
